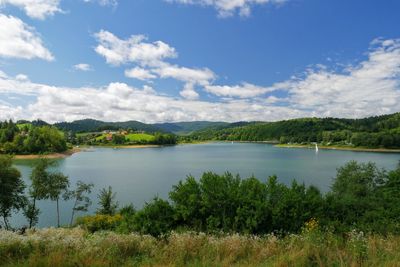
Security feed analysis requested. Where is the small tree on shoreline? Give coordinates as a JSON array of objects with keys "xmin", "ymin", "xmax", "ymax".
[{"xmin": 65, "ymin": 181, "xmax": 94, "ymax": 227}]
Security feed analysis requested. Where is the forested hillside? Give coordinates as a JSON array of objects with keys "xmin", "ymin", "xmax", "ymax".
[
  {"xmin": 0, "ymin": 121, "xmax": 67, "ymax": 154},
  {"xmin": 54, "ymin": 119, "xmax": 163, "ymax": 133},
  {"xmin": 189, "ymin": 113, "xmax": 400, "ymax": 148}
]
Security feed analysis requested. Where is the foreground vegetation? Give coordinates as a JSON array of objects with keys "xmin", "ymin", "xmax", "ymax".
[
  {"xmin": 2, "ymin": 156, "xmax": 400, "ymax": 266},
  {"xmin": 2, "ymin": 227, "xmax": 400, "ymax": 266}
]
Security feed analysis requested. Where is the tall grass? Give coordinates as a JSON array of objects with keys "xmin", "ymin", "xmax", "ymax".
[{"xmin": 1, "ymin": 227, "xmax": 400, "ymax": 266}]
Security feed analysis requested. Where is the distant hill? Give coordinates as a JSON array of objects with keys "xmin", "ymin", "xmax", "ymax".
[
  {"xmin": 53, "ymin": 119, "xmax": 230, "ymax": 135},
  {"xmin": 188, "ymin": 113, "xmax": 400, "ymax": 148},
  {"xmin": 54, "ymin": 119, "xmax": 163, "ymax": 133},
  {"xmin": 153, "ymin": 121, "xmax": 229, "ymax": 135}
]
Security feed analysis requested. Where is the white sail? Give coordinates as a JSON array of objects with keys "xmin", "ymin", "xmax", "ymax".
[{"xmin": 315, "ymin": 143, "xmax": 319, "ymax": 152}]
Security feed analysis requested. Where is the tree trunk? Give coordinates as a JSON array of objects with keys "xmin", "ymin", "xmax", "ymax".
[
  {"xmin": 57, "ymin": 198, "xmax": 60, "ymax": 227},
  {"xmin": 29, "ymin": 198, "xmax": 36, "ymax": 229},
  {"xmin": 3, "ymin": 216, "xmax": 9, "ymax": 230},
  {"xmin": 70, "ymin": 198, "xmax": 78, "ymax": 227}
]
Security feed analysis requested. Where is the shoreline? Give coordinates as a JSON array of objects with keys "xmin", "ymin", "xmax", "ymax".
[
  {"xmin": 10, "ymin": 144, "xmax": 164, "ymax": 159},
  {"xmin": 12, "ymin": 147, "xmax": 82, "ymax": 159},
  {"xmin": 275, "ymin": 144, "xmax": 400, "ymax": 153}
]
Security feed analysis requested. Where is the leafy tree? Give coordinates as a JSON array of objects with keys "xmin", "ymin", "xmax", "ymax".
[
  {"xmin": 132, "ymin": 197, "xmax": 175, "ymax": 236},
  {"xmin": 97, "ymin": 186, "xmax": 118, "ymax": 215},
  {"xmin": 0, "ymin": 155, "xmax": 26, "ymax": 230},
  {"xmin": 326, "ymin": 161, "xmax": 386, "ymax": 231},
  {"xmin": 48, "ymin": 172, "xmax": 69, "ymax": 227},
  {"xmin": 25, "ymin": 158, "xmax": 52, "ymax": 228},
  {"xmin": 65, "ymin": 181, "xmax": 94, "ymax": 227},
  {"xmin": 169, "ymin": 176, "xmax": 202, "ymax": 229}
]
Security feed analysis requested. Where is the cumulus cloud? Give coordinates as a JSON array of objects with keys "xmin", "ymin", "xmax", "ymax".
[
  {"xmin": 0, "ymin": 0, "xmax": 62, "ymax": 20},
  {"xmin": 179, "ymin": 83, "xmax": 199, "ymax": 100},
  {"xmin": 5, "ymin": 38, "xmax": 395, "ymax": 123},
  {"xmin": 205, "ymin": 82, "xmax": 275, "ymax": 98},
  {"xmin": 165, "ymin": 0, "xmax": 286, "ymax": 17},
  {"xmin": 83, "ymin": 0, "xmax": 117, "ymax": 6},
  {"xmin": 94, "ymin": 30, "xmax": 217, "ymax": 98},
  {"xmin": 94, "ymin": 30, "xmax": 177, "ymax": 66},
  {"xmin": 270, "ymin": 38, "xmax": 400, "ymax": 118},
  {"xmin": 154, "ymin": 64, "xmax": 215, "ymax": 85},
  {"xmin": 0, "ymin": 14, "xmax": 54, "ymax": 60},
  {"xmin": 125, "ymin": 67, "xmax": 156, "ymax": 80},
  {"xmin": 0, "ymin": 70, "xmax": 304, "ymax": 122},
  {"xmin": 73, "ymin": 63, "xmax": 92, "ymax": 71}
]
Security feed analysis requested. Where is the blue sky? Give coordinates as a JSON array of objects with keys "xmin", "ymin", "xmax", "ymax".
[{"xmin": 0, "ymin": 0, "xmax": 400, "ymax": 122}]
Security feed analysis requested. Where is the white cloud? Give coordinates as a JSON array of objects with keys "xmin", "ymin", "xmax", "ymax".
[
  {"xmin": 205, "ymin": 82, "xmax": 275, "ymax": 98},
  {"xmin": 0, "ymin": 14, "xmax": 54, "ymax": 60},
  {"xmin": 74, "ymin": 63, "xmax": 92, "ymax": 71},
  {"xmin": 165, "ymin": 0, "xmax": 286, "ymax": 17},
  {"xmin": 179, "ymin": 83, "xmax": 199, "ymax": 100},
  {"xmin": 154, "ymin": 63, "xmax": 215, "ymax": 85},
  {"xmin": 269, "ymin": 38, "xmax": 400, "ymax": 118},
  {"xmin": 6, "ymin": 37, "xmax": 394, "ymax": 123},
  {"xmin": 0, "ymin": 70, "xmax": 303, "ymax": 123},
  {"xmin": 125, "ymin": 67, "xmax": 156, "ymax": 80},
  {"xmin": 0, "ymin": 0, "xmax": 62, "ymax": 20},
  {"xmin": 83, "ymin": 0, "xmax": 117, "ymax": 6},
  {"xmin": 94, "ymin": 30, "xmax": 177, "ymax": 66}
]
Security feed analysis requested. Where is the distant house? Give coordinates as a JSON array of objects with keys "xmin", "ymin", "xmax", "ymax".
[
  {"xmin": 120, "ymin": 130, "xmax": 128, "ymax": 135},
  {"xmin": 106, "ymin": 133, "xmax": 113, "ymax": 141}
]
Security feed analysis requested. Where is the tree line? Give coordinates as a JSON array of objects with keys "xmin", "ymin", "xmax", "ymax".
[
  {"xmin": 0, "ymin": 120, "xmax": 67, "ymax": 154},
  {"xmin": 79, "ymin": 161, "xmax": 399, "ymax": 236},
  {"xmin": 187, "ymin": 113, "xmax": 400, "ymax": 148}
]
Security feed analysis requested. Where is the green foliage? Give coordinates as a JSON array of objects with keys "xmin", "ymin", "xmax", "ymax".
[
  {"xmin": 0, "ymin": 120, "xmax": 67, "ymax": 154},
  {"xmin": 131, "ymin": 197, "xmax": 175, "ymax": 236},
  {"xmin": 188, "ymin": 113, "xmax": 400, "ymax": 148},
  {"xmin": 25, "ymin": 158, "xmax": 70, "ymax": 228},
  {"xmin": 97, "ymin": 186, "xmax": 118, "ymax": 215},
  {"xmin": 65, "ymin": 181, "xmax": 94, "ymax": 226},
  {"xmin": 86, "ymin": 161, "xmax": 400, "ymax": 237},
  {"xmin": 0, "ymin": 155, "xmax": 26, "ymax": 230}
]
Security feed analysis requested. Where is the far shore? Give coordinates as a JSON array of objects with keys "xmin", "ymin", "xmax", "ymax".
[
  {"xmin": 12, "ymin": 147, "xmax": 82, "ymax": 160},
  {"xmin": 275, "ymin": 143, "xmax": 400, "ymax": 153},
  {"xmin": 10, "ymin": 144, "xmax": 163, "ymax": 159}
]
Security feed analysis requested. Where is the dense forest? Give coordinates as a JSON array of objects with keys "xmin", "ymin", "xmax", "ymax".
[
  {"xmin": 187, "ymin": 113, "xmax": 400, "ymax": 148},
  {"xmin": 0, "ymin": 121, "xmax": 67, "ymax": 154}
]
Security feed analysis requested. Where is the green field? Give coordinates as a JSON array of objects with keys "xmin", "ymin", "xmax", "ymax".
[
  {"xmin": 125, "ymin": 133, "xmax": 154, "ymax": 142},
  {"xmin": 16, "ymin": 123, "xmax": 32, "ymax": 130},
  {"xmin": 81, "ymin": 132, "xmax": 155, "ymax": 142}
]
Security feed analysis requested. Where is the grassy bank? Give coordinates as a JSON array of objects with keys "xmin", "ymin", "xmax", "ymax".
[
  {"xmin": 1, "ymin": 228, "xmax": 400, "ymax": 267},
  {"xmin": 275, "ymin": 143, "xmax": 400, "ymax": 153},
  {"xmin": 11, "ymin": 148, "xmax": 82, "ymax": 160}
]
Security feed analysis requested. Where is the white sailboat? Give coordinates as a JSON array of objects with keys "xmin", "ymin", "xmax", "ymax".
[{"xmin": 315, "ymin": 143, "xmax": 319, "ymax": 153}]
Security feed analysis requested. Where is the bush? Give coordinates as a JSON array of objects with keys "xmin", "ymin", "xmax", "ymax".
[{"xmin": 76, "ymin": 214, "xmax": 123, "ymax": 232}]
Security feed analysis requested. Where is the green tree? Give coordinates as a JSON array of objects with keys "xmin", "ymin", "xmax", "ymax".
[
  {"xmin": 97, "ymin": 186, "xmax": 118, "ymax": 215},
  {"xmin": 169, "ymin": 176, "xmax": 202, "ymax": 229},
  {"xmin": 327, "ymin": 161, "xmax": 385, "ymax": 231},
  {"xmin": 0, "ymin": 155, "xmax": 26, "ymax": 230},
  {"xmin": 65, "ymin": 181, "xmax": 94, "ymax": 227},
  {"xmin": 132, "ymin": 197, "xmax": 175, "ymax": 236},
  {"xmin": 25, "ymin": 158, "xmax": 52, "ymax": 228},
  {"xmin": 48, "ymin": 172, "xmax": 69, "ymax": 227}
]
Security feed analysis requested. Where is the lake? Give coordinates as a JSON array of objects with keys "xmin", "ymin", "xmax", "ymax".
[{"xmin": 11, "ymin": 142, "xmax": 400, "ymax": 227}]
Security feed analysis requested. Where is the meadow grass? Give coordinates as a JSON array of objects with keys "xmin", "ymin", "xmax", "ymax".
[{"xmin": 1, "ymin": 228, "xmax": 400, "ymax": 267}]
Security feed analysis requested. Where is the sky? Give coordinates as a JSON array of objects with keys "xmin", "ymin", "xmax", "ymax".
[{"xmin": 0, "ymin": 0, "xmax": 400, "ymax": 123}]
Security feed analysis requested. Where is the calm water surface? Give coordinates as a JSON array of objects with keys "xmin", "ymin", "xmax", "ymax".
[{"xmin": 11, "ymin": 142, "xmax": 400, "ymax": 227}]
